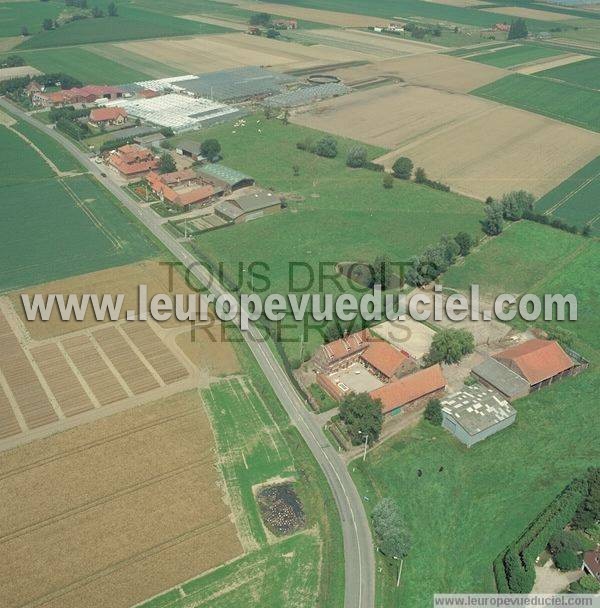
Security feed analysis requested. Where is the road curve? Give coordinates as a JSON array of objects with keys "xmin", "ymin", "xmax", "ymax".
[{"xmin": 2, "ymin": 98, "xmax": 375, "ymax": 608}]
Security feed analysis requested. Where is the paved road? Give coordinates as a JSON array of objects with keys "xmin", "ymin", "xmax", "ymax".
[{"xmin": 2, "ymin": 98, "xmax": 375, "ymax": 608}]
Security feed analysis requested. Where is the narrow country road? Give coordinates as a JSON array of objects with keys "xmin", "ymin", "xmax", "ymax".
[{"xmin": 1, "ymin": 98, "xmax": 376, "ymax": 608}]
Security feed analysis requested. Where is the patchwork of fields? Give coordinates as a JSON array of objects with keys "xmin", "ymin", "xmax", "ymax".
[
  {"xmin": 0, "ymin": 125, "xmax": 157, "ymax": 292},
  {"xmin": 461, "ymin": 44, "xmax": 565, "ymax": 69},
  {"xmin": 537, "ymin": 56, "xmax": 600, "ymax": 89}
]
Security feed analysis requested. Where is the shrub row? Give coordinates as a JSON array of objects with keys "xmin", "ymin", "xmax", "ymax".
[{"xmin": 494, "ymin": 473, "xmax": 589, "ymax": 593}]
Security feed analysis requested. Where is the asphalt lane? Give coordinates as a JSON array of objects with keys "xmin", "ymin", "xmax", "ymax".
[{"xmin": 1, "ymin": 98, "xmax": 375, "ymax": 608}]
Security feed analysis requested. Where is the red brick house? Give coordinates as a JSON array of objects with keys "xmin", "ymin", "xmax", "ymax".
[
  {"xmin": 89, "ymin": 107, "xmax": 128, "ymax": 126},
  {"xmin": 108, "ymin": 144, "xmax": 158, "ymax": 179}
]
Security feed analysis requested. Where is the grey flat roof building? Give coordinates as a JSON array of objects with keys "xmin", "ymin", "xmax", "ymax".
[
  {"xmin": 471, "ymin": 357, "xmax": 530, "ymax": 400},
  {"xmin": 442, "ymin": 384, "xmax": 516, "ymax": 448}
]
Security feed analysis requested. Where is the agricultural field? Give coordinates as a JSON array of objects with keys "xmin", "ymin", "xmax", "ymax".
[
  {"xmin": 135, "ymin": 343, "xmax": 345, "ymax": 608},
  {"xmin": 331, "ymin": 53, "xmax": 507, "ymax": 93},
  {"xmin": 293, "ymin": 82, "xmax": 600, "ymax": 200},
  {"xmin": 178, "ymin": 116, "xmax": 484, "ymax": 360},
  {"xmin": 13, "ymin": 47, "xmax": 155, "ymax": 84},
  {"xmin": 0, "ymin": 126, "xmax": 157, "ymax": 292},
  {"xmin": 0, "ymin": 0, "xmax": 62, "ymax": 39},
  {"xmin": 535, "ymin": 154, "xmax": 600, "ymax": 232},
  {"xmin": 117, "ymin": 31, "xmax": 381, "ymax": 74},
  {"xmin": 473, "ymin": 73, "xmax": 600, "ymax": 132},
  {"xmin": 0, "ymin": 390, "xmax": 243, "ymax": 608},
  {"xmin": 462, "ymin": 44, "xmax": 566, "ymax": 69},
  {"xmin": 16, "ymin": 5, "xmax": 231, "ymax": 50},
  {"xmin": 537, "ymin": 56, "xmax": 600, "ymax": 89}
]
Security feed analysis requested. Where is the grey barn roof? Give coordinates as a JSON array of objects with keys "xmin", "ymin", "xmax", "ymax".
[
  {"xmin": 442, "ymin": 385, "xmax": 516, "ymax": 436},
  {"xmin": 228, "ymin": 190, "xmax": 279, "ymax": 212},
  {"xmin": 176, "ymin": 139, "xmax": 203, "ymax": 155},
  {"xmin": 198, "ymin": 163, "xmax": 253, "ymax": 187},
  {"xmin": 263, "ymin": 82, "xmax": 351, "ymax": 108},
  {"xmin": 471, "ymin": 357, "xmax": 530, "ymax": 399}
]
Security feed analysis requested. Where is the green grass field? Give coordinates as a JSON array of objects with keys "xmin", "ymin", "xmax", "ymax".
[
  {"xmin": 136, "ymin": 339, "xmax": 344, "ymax": 608},
  {"xmin": 14, "ymin": 47, "xmax": 153, "ymax": 84},
  {"xmin": 178, "ymin": 117, "xmax": 484, "ymax": 361},
  {"xmin": 538, "ymin": 57, "xmax": 600, "ymax": 90},
  {"xmin": 465, "ymin": 44, "xmax": 563, "ymax": 68},
  {"xmin": 535, "ymin": 155, "xmax": 600, "ymax": 232},
  {"xmin": 442, "ymin": 221, "xmax": 599, "ymax": 350},
  {"xmin": 0, "ymin": 125, "xmax": 157, "ymax": 292},
  {"xmin": 12, "ymin": 120, "xmax": 84, "ymax": 173},
  {"xmin": 473, "ymin": 73, "xmax": 600, "ymax": 131},
  {"xmin": 17, "ymin": 5, "xmax": 230, "ymax": 50},
  {"xmin": 0, "ymin": 1, "xmax": 62, "ymax": 39}
]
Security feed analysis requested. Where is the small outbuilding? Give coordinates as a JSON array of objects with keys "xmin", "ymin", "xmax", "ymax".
[
  {"xmin": 582, "ymin": 549, "xmax": 600, "ymax": 581},
  {"xmin": 214, "ymin": 188, "xmax": 281, "ymax": 224},
  {"xmin": 441, "ymin": 384, "xmax": 516, "ymax": 448},
  {"xmin": 175, "ymin": 140, "xmax": 205, "ymax": 162}
]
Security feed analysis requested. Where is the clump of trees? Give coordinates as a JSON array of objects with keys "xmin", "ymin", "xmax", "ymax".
[
  {"xmin": 200, "ymin": 138, "xmax": 221, "ymax": 161},
  {"xmin": 405, "ymin": 233, "xmax": 474, "ymax": 286},
  {"xmin": 249, "ymin": 12, "xmax": 271, "ymax": 26},
  {"xmin": 296, "ymin": 135, "xmax": 338, "ymax": 158},
  {"xmin": 427, "ymin": 329, "xmax": 475, "ymax": 365},
  {"xmin": 482, "ymin": 200, "xmax": 504, "ymax": 236},
  {"xmin": 158, "ymin": 152, "xmax": 176, "ymax": 174},
  {"xmin": 346, "ymin": 146, "xmax": 367, "ymax": 168},
  {"xmin": 508, "ymin": 18, "xmax": 528, "ymax": 40},
  {"xmin": 424, "ymin": 398, "xmax": 443, "ymax": 426},
  {"xmin": 392, "ymin": 156, "xmax": 413, "ymax": 180},
  {"xmin": 0, "ymin": 55, "xmax": 25, "ymax": 68},
  {"xmin": 338, "ymin": 392, "xmax": 383, "ymax": 445},
  {"xmin": 383, "ymin": 173, "xmax": 394, "ymax": 189}
]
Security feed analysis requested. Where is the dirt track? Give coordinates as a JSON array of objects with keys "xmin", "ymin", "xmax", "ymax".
[{"xmin": 0, "ymin": 391, "xmax": 242, "ymax": 608}]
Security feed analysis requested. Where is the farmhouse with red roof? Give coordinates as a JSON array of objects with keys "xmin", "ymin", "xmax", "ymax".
[
  {"xmin": 108, "ymin": 144, "xmax": 158, "ymax": 179},
  {"xmin": 146, "ymin": 169, "xmax": 216, "ymax": 211},
  {"xmin": 89, "ymin": 107, "xmax": 128, "ymax": 126}
]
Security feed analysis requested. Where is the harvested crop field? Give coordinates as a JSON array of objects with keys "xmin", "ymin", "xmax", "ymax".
[
  {"xmin": 376, "ymin": 104, "xmax": 600, "ymax": 199},
  {"xmin": 292, "ymin": 82, "xmax": 600, "ymax": 199},
  {"xmin": 0, "ymin": 65, "xmax": 40, "ymax": 81},
  {"xmin": 218, "ymin": 0, "xmax": 389, "ymax": 26},
  {"xmin": 332, "ymin": 53, "xmax": 507, "ymax": 92},
  {"xmin": 479, "ymin": 5, "xmax": 579, "ymax": 21},
  {"xmin": 117, "ymin": 32, "xmax": 377, "ymax": 74},
  {"xmin": 516, "ymin": 53, "xmax": 592, "ymax": 75},
  {"xmin": 0, "ymin": 295, "xmax": 196, "ymax": 450},
  {"xmin": 289, "ymin": 28, "xmax": 443, "ymax": 59},
  {"xmin": 292, "ymin": 83, "xmax": 496, "ymax": 148},
  {"xmin": 0, "ymin": 391, "xmax": 242, "ymax": 608},
  {"xmin": 12, "ymin": 260, "xmax": 194, "ymax": 340}
]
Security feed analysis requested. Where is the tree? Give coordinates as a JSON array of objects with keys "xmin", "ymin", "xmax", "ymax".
[
  {"xmin": 282, "ymin": 109, "xmax": 289, "ymax": 125},
  {"xmin": 292, "ymin": 164, "xmax": 300, "ymax": 177},
  {"xmin": 372, "ymin": 498, "xmax": 411, "ymax": 583},
  {"xmin": 424, "ymin": 398, "xmax": 443, "ymax": 426},
  {"xmin": 266, "ymin": 28, "xmax": 280, "ymax": 38},
  {"xmin": 158, "ymin": 152, "xmax": 176, "ymax": 174},
  {"xmin": 501, "ymin": 190, "xmax": 535, "ymax": 221},
  {"xmin": 264, "ymin": 105, "xmax": 273, "ymax": 120},
  {"xmin": 159, "ymin": 126, "xmax": 174, "ymax": 137},
  {"xmin": 553, "ymin": 549, "xmax": 582, "ymax": 572},
  {"xmin": 249, "ymin": 12, "xmax": 271, "ymax": 26},
  {"xmin": 160, "ymin": 139, "xmax": 173, "ymax": 150},
  {"xmin": 507, "ymin": 18, "xmax": 528, "ymax": 40},
  {"xmin": 20, "ymin": 25, "xmax": 29, "ymax": 36},
  {"xmin": 346, "ymin": 146, "xmax": 367, "ymax": 168},
  {"xmin": 414, "ymin": 167, "xmax": 427, "ymax": 184},
  {"xmin": 582, "ymin": 222, "xmax": 592, "ymax": 237},
  {"xmin": 314, "ymin": 135, "xmax": 338, "ymax": 158},
  {"xmin": 371, "ymin": 255, "xmax": 392, "ymax": 290},
  {"xmin": 572, "ymin": 467, "xmax": 600, "ymax": 530},
  {"xmin": 91, "ymin": 6, "xmax": 104, "ymax": 17},
  {"xmin": 454, "ymin": 231, "xmax": 475, "ymax": 256},
  {"xmin": 392, "ymin": 156, "xmax": 413, "ymax": 180},
  {"xmin": 482, "ymin": 201, "xmax": 504, "ymax": 236},
  {"xmin": 200, "ymin": 138, "xmax": 221, "ymax": 161},
  {"xmin": 3, "ymin": 55, "xmax": 25, "ymax": 67},
  {"xmin": 339, "ymin": 392, "xmax": 383, "ymax": 445},
  {"xmin": 427, "ymin": 329, "xmax": 475, "ymax": 365},
  {"xmin": 107, "ymin": 1, "xmax": 118, "ymax": 16},
  {"xmin": 547, "ymin": 530, "xmax": 583, "ymax": 556},
  {"xmin": 570, "ymin": 574, "xmax": 600, "ymax": 594},
  {"xmin": 42, "ymin": 18, "xmax": 54, "ymax": 30},
  {"xmin": 383, "ymin": 173, "xmax": 394, "ymax": 189}
]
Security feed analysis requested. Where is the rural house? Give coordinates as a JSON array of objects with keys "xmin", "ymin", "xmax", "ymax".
[
  {"xmin": 314, "ymin": 330, "xmax": 371, "ymax": 373},
  {"xmin": 32, "ymin": 85, "xmax": 124, "ymax": 107},
  {"xmin": 89, "ymin": 107, "xmax": 128, "ymax": 126},
  {"xmin": 441, "ymin": 385, "xmax": 516, "ymax": 448},
  {"xmin": 108, "ymin": 144, "xmax": 159, "ymax": 179},
  {"xmin": 146, "ymin": 169, "xmax": 215, "ymax": 211},
  {"xmin": 582, "ymin": 550, "xmax": 600, "ymax": 581}
]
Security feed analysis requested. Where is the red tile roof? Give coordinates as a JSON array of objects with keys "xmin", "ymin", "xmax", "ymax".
[
  {"xmin": 494, "ymin": 339, "xmax": 573, "ymax": 385},
  {"xmin": 360, "ymin": 341, "xmax": 408, "ymax": 378},
  {"xmin": 583, "ymin": 550, "xmax": 600, "ymax": 577},
  {"xmin": 109, "ymin": 144, "xmax": 158, "ymax": 176},
  {"xmin": 370, "ymin": 364, "xmax": 445, "ymax": 414},
  {"xmin": 147, "ymin": 170, "xmax": 214, "ymax": 207},
  {"xmin": 89, "ymin": 107, "xmax": 127, "ymax": 122},
  {"xmin": 322, "ymin": 330, "xmax": 370, "ymax": 363}
]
